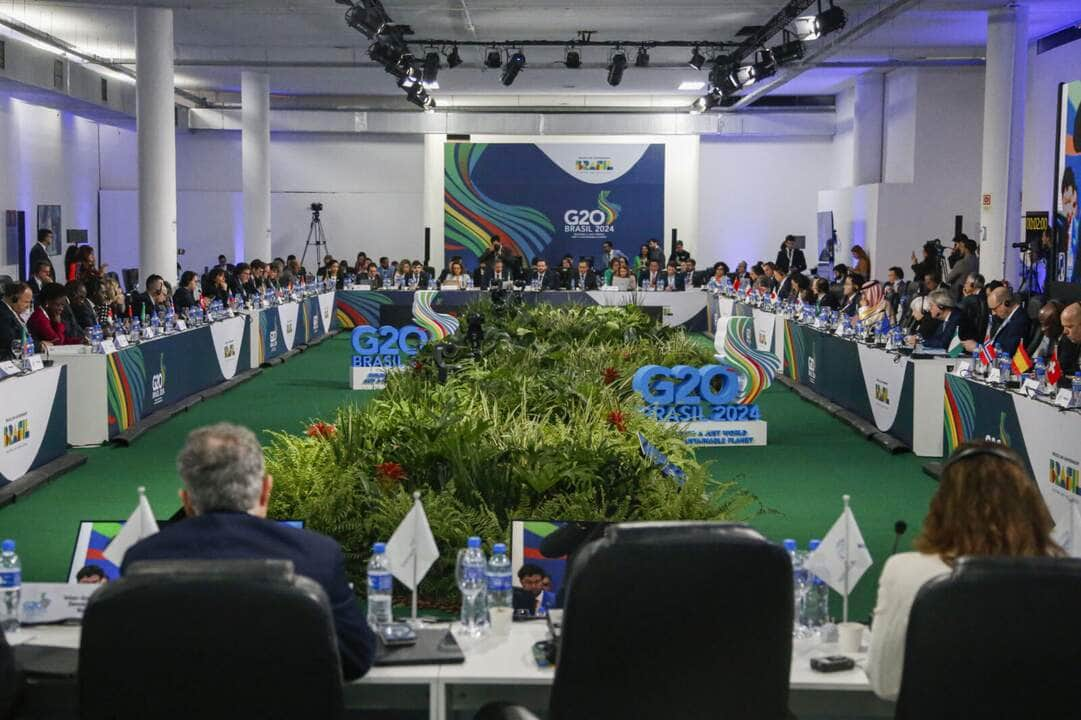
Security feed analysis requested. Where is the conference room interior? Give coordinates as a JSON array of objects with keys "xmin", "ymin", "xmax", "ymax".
[{"xmin": 1, "ymin": 0, "xmax": 1081, "ymax": 718}]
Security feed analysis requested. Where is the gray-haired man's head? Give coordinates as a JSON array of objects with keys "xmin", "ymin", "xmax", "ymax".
[{"xmin": 177, "ymin": 423, "xmax": 270, "ymax": 517}]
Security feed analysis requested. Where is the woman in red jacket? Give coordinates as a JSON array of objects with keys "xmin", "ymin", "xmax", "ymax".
[{"xmin": 27, "ymin": 283, "xmax": 83, "ymax": 347}]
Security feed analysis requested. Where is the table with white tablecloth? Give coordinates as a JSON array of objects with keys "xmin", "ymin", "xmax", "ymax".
[{"xmin": 0, "ymin": 365, "xmax": 69, "ymax": 495}]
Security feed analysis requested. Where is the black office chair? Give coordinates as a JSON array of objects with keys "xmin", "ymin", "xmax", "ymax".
[
  {"xmin": 895, "ymin": 556, "xmax": 1081, "ymax": 720},
  {"xmin": 477, "ymin": 522, "xmax": 794, "ymax": 720},
  {"xmin": 79, "ymin": 559, "xmax": 344, "ymax": 720}
]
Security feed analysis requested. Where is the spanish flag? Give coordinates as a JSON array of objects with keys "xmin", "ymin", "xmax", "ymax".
[{"xmin": 1011, "ymin": 341, "xmax": 1033, "ymax": 376}]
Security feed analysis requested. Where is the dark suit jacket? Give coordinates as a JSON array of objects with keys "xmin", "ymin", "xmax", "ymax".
[
  {"xmin": 129, "ymin": 292, "xmax": 164, "ymax": 321},
  {"xmin": 1057, "ymin": 338, "xmax": 1080, "ymax": 388},
  {"xmin": 775, "ymin": 247, "xmax": 807, "ymax": 274},
  {"xmin": 29, "ymin": 242, "xmax": 54, "ymax": 283},
  {"xmin": 361, "ymin": 275, "xmax": 383, "ymax": 290},
  {"xmin": 407, "ymin": 272, "xmax": 429, "ymax": 289},
  {"xmin": 958, "ymin": 294, "xmax": 988, "ymax": 341},
  {"xmin": 638, "ymin": 270, "xmax": 666, "ymax": 291},
  {"xmin": 922, "ymin": 310, "xmax": 961, "ymax": 349},
  {"xmin": 173, "ymin": 287, "xmax": 197, "ymax": 314},
  {"xmin": 663, "ymin": 273, "xmax": 685, "ymax": 291},
  {"xmin": 28, "ymin": 276, "xmax": 48, "ymax": 303},
  {"xmin": 0, "ymin": 302, "xmax": 25, "ymax": 361},
  {"xmin": 532, "ymin": 269, "xmax": 561, "ymax": 291},
  {"xmin": 987, "ymin": 307, "xmax": 1030, "ymax": 356},
  {"xmin": 483, "ymin": 269, "xmax": 514, "ymax": 289},
  {"xmin": 565, "ymin": 271, "xmax": 599, "ymax": 291},
  {"xmin": 122, "ymin": 511, "xmax": 376, "ymax": 681}
]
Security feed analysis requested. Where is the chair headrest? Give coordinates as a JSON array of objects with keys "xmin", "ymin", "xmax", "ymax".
[
  {"xmin": 601, "ymin": 521, "xmax": 766, "ymax": 547},
  {"xmin": 125, "ymin": 559, "xmax": 296, "ymax": 584},
  {"xmin": 951, "ymin": 555, "xmax": 1081, "ymax": 583}
]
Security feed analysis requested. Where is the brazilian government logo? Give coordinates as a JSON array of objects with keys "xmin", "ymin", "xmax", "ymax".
[{"xmin": 3, "ymin": 413, "xmax": 30, "ymax": 450}]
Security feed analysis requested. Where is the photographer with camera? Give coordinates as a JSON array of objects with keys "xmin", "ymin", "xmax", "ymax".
[{"xmin": 911, "ymin": 240, "xmax": 949, "ymax": 286}]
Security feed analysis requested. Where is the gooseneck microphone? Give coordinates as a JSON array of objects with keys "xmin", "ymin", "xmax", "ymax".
[{"xmin": 890, "ymin": 520, "xmax": 908, "ymax": 556}]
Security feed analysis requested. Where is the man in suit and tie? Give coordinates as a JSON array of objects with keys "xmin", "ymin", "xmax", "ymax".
[
  {"xmin": 484, "ymin": 259, "xmax": 513, "ymax": 289},
  {"xmin": 122, "ymin": 423, "xmax": 376, "ymax": 680},
  {"xmin": 29, "ymin": 228, "xmax": 55, "ymax": 283},
  {"xmin": 531, "ymin": 258, "xmax": 560, "ymax": 290},
  {"xmin": 663, "ymin": 261, "xmax": 684, "ymax": 292},
  {"xmin": 639, "ymin": 259, "xmax": 665, "ymax": 291},
  {"xmin": 568, "ymin": 259, "xmax": 598, "ymax": 291},
  {"xmin": 408, "ymin": 261, "xmax": 429, "ymax": 289},
  {"xmin": 775, "ymin": 235, "xmax": 807, "ymax": 274},
  {"xmin": 908, "ymin": 289, "xmax": 960, "ymax": 348},
  {"xmin": 964, "ymin": 286, "xmax": 1029, "ymax": 355}
]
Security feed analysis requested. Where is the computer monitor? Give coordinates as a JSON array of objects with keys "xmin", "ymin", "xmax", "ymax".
[
  {"xmin": 510, "ymin": 520, "xmax": 573, "ymax": 597},
  {"xmin": 68, "ymin": 518, "xmax": 305, "ymax": 582}
]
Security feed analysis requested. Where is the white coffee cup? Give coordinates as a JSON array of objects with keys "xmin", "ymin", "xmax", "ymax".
[
  {"xmin": 837, "ymin": 622, "xmax": 865, "ymax": 654},
  {"xmin": 490, "ymin": 606, "xmax": 513, "ymax": 636}
]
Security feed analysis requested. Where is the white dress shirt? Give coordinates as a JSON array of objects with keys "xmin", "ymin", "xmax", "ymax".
[{"xmin": 865, "ymin": 552, "xmax": 951, "ymax": 701}]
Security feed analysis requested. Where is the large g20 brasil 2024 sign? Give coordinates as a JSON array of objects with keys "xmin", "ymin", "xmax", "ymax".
[
  {"xmin": 633, "ymin": 317, "xmax": 781, "ymax": 447},
  {"xmin": 444, "ymin": 143, "xmax": 664, "ymax": 263}
]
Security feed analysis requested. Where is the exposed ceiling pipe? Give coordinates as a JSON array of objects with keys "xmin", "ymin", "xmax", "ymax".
[
  {"xmin": 724, "ymin": 0, "xmax": 924, "ymax": 111},
  {"xmin": 0, "ymin": 12, "xmax": 210, "ymax": 108},
  {"xmin": 458, "ymin": 0, "xmax": 477, "ymax": 37}
]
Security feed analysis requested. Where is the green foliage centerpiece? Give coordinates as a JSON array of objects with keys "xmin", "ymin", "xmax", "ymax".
[{"xmin": 265, "ymin": 300, "xmax": 758, "ymax": 605}]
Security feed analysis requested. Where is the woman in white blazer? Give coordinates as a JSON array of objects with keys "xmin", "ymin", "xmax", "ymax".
[{"xmin": 865, "ymin": 442, "xmax": 1062, "ymax": 701}]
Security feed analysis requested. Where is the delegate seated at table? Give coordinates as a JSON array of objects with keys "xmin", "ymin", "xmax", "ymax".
[
  {"xmin": 484, "ymin": 259, "xmax": 514, "ymax": 289},
  {"xmin": 407, "ymin": 261, "xmax": 430, "ymax": 290},
  {"xmin": 1057, "ymin": 303, "xmax": 1081, "ymax": 386},
  {"xmin": 173, "ymin": 272, "xmax": 199, "ymax": 317},
  {"xmin": 906, "ymin": 290, "xmax": 958, "ymax": 348},
  {"xmin": 611, "ymin": 265, "xmax": 637, "ymax": 291},
  {"xmin": 963, "ymin": 287, "xmax": 1029, "ymax": 356},
  {"xmin": 0, "ymin": 283, "xmax": 32, "ymax": 360},
  {"xmin": 363, "ymin": 264, "xmax": 384, "ymax": 290},
  {"xmin": 512, "ymin": 563, "xmax": 556, "ymax": 616},
  {"xmin": 121, "ymin": 423, "xmax": 376, "ymax": 681},
  {"xmin": 530, "ymin": 259, "xmax": 561, "ymax": 290},
  {"xmin": 639, "ymin": 260, "xmax": 665, "ymax": 291},
  {"xmin": 566, "ymin": 260, "xmax": 599, "ymax": 291},
  {"xmin": 865, "ymin": 442, "xmax": 1062, "ymax": 701},
  {"xmin": 663, "ymin": 262, "xmax": 684, "ymax": 291},
  {"xmin": 27, "ymin": 283, "xmax": 84, "ymax": 348}
]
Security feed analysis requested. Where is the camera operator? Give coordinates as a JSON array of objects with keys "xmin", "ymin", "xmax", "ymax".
[{"xmin": 911, "ymin": 241, "xmax": 944, "ymax": 286}]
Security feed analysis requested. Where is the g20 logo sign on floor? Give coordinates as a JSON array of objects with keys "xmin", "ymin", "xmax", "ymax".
[{"xmin": 350, "ymin": 325, "xmax": 429, "ymax": 390}]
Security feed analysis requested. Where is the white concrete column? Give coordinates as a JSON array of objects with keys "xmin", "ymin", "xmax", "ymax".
[
  {"xmin": 422, "ymin": 134, "xmax": 446, "ymax": 272},
  {"xmin": 135, "ymin": 6, "xmax": 177, "ymax": 285},
  {"xmin": 852, "ymin": 73, "xmax": 884, "ymax": 186},
  {"xmin": 979, "ymin": 4, "xmax": 1028, "ymax": 282},
  {"xmin": 242, "ymin": 71, "xmax": 272, "ymax": 262}
]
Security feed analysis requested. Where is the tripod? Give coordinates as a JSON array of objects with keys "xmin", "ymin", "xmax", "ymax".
[{"xmin": 300, "ymin": 207, "xmax": 331, "ymax": 272}]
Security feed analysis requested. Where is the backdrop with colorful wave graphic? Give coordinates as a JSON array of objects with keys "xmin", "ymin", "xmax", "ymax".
[{"xmin": 445, "ymin": 142, "xmax": 664, "ymax": 265}]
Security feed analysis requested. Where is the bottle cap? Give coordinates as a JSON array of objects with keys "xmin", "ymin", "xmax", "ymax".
[
  {"xmin": 493, "ymin": 543, "xmax": 507, "ymax": 554},
  {"xmin": 1, "ymin": 540, "xmax": 13, "ymax": 553},
  {"xmin": 808, "ymin": 539, "xmax": 821, "ymax": 551},
  {"xmin": 372, "ymin": 542, "xmax": 386, "ymax": 554},
  {"xmin": 467, "ymin": 536, "xmax": 481, "ymax": 548},
  {"xmin": 783, "ymin": 538, "xmax": 797, "ymax": 551}
]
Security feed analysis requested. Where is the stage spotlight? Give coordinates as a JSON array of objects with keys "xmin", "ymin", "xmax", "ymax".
[
  {"xmin": 690, "ymin": 89, "xmax": 722, "ymax": 114},
  {"xmin": 753, "ymin": 49, "xmax": 777, "ymax": 81},
  {"xmin": 396, "ymin": 65, "xmax": 420, "ymax": 89},
  {"xmin": 406, "ymin": 87, "xmax": 435, "ymax": 112},
  {"xmin": 501, "ymin": 50, "xmax": 526, "ymax": 86},
  {"xmin": 422, "ymin": 51, "xmax": 441, "ymax": 87},
  {"xmin": 485, "ymin": 47, "xmax": 502, "ymax": 69},
  {"xmin": 771, "ymin": 34, "xmax": 804, "ymax": 64},
  {"xmin": 607, "ymin": 49, "xmax": 628, "ymax": 87},
  {"xmin": 814, "ymin": 3, "xmax": 848, "ymax": 36},
  {"xmin": 565, "ymin": 46, "xmax": 581, "ymax": 68},
  {"xmin": 635, "ymin": 46, "xmax": 650, "ymax": 67},
  {"xmin": 688, "ymin": 46, "xmax": 706, "ymax": 71},
  {"xmin": 712, "ymin": 61, "xmax": 755, "ymax": 95},
  {"xmin": 446, "ymin": 45, "xmax": 463, "ymax": 68}
]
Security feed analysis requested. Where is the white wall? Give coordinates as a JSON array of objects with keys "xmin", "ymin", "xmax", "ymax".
[
  {"xmin": 0, "ymin": 98, "xmax": 100, "ymax": 281},
  {"xmin": 98, "ymin": 130, "xmax": 426, "ymax": 275},
  {"xmin": 698, "ymin": 135, "xmax": 837, "ymax": 268}
]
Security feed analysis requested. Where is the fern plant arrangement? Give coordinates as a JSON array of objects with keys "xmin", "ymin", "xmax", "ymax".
[{"xmin": 265, "ymin": 300, "xmax": 758, "ymax": 605}]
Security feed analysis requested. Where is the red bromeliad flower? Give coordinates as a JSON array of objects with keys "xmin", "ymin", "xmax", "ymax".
[
  {"xmin": 306, "ymin": 421, "xmax": 337, "ymax": 439},
  {"xmin": 602, "ymin": 367, "xmax": 620, "ymax": 385},
  {"xmin": 375, "ymin": 462, "xmax": 407, "ymax": 489},
  {"xmin": 607, "ymin": 410, "xmax": 627, "ymax": 433},
  {"xmin": 412, "ymin": 360, "xmax": 424, "ymax": 374}
]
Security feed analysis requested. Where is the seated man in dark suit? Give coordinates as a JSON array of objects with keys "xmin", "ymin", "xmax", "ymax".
[
  {"xmin": 663, "ymin": 261, "xmax": 684, "ymax": 291},
  {"xmin": 1058, "ymin": 303, "xmax": 1081, "ymax": 386},
  {"xmin": 907, "ymin": 289, "xmax": 960, "ymax": 348},
  {"xmin": 122, "ymin": 423, "xmax": 376, "ymax": 681},
  {"xmin": 966, "ymin": 286, "xmax": 1029, "ymax": 355},
  {"xmin": 530, "ymin": 258, "xmax": 561, "ymax": 290},
  {"xmin": 130, "ymin": 274, "xmax": 169, "ymax": 320},
  {"xmin": 484, "ymin": 259, "xmax": 514, "ymax": 289},
  {"xmin": 566, "ymin": 259, "xmax": 598, "ymax": 291},
  {"xmin": 511, "ymin": 563, "xmax": 555, "ymax": 616},
  {"xmin": 361, "ymin": 263, "xmax": 383, "ymax": 290},
  {"xmin": 28, "ymin": 260, "xmax": 53, "ymax": 302},
  {"xmin": 0, "ymin": 283, "xmax": 32, "ymax": 361}
]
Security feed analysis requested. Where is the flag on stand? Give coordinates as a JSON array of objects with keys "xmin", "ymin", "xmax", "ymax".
[
  {"xmin": 978, "ymin": 343, "xmax": 997, "ymax": 367},
  {"xmin": 103, "ymin": 487, "xmax": 159, "ymax": 566},
  {"xmin": 947, "ymin": 330, "xmax": 964, "ymax": 357},
  {"xmin": 1011, "ymin": 341, "xmax": 1033, "ymax": 376},
  {"xmin": 1048, "ymin": 347, "xmax": 1063, "ymax": 386},
  {"xmin": 733, "ymin": 278, "xmax": 741, "ymax": 292},
  {"xmin": 385, "ymin": 492, "xmax": 440, "ymax": 591},
  {"xmin": 804, "ymin": 500, "xmax": 873, "ymax": 597}
]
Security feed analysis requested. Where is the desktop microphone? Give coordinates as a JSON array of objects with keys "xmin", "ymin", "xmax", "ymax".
[{"xmin": 890, "ymin": 520, "xmax": 908, "ymax": 556}]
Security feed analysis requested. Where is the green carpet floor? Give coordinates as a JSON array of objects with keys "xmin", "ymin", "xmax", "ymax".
[{"xmin": 0, "ymin": 332, "xmax": 938, "ymax": 621}]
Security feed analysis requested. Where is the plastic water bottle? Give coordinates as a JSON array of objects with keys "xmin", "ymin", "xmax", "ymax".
[
  {"xmin": 1035, "ymin": 357, "xmax": 1049, "ymax": 395},
  {"xmin": 0, "ymin": 540, "xmax": 21, "ymax": 634},
  {"xmin": 486, "ymin": 543, "xmax": 513, "ymax": 615},
  {"xmin": 458, "ymin": 536, "xmax": 488, "ymax": 635},
  {"xmin": 150, "ymin": 312, "xmax": 161, "ymax": 337},
  {"xmin": 366, "ymin": 542, "xmax": 393, "ymax": 629},
  {"xmin": 1072, "ymin": 372, "xmax": 1081, "ymax": 406},
  {"xmin": 803, "ymin": 539, "xmax": 829, "ymax": 631},
  {"xmin": 784, "ymin": 539, "xmax": 810, "ymax": 638}
]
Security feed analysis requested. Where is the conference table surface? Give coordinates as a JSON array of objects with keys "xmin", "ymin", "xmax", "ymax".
[{"xmin": 15, "ymin": 620, "xmax": 882, "ymax": 719}]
